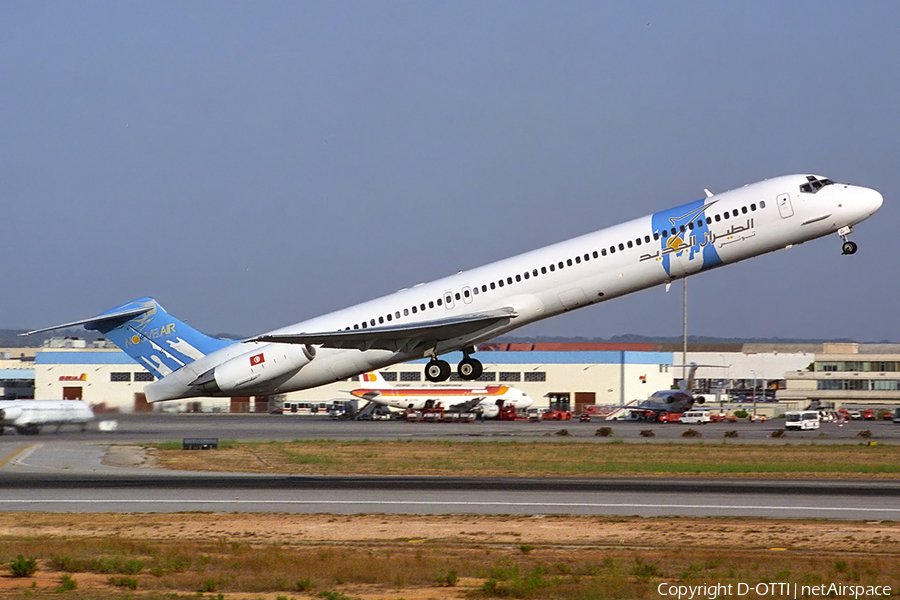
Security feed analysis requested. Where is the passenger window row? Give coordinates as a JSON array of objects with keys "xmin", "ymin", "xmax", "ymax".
[{"xmin": 340, "ymin": 200, "xmax": 767, "ymax": 331}]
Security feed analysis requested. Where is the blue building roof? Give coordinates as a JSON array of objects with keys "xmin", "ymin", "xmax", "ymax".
[{"xmin": 35, "ymin": 351, "xmax": 139, "ymax": 365}]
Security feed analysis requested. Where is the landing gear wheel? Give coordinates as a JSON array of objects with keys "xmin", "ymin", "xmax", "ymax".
[
  {"xmin": 425, "ymin": 359, "xmax": 451, "ymax": 382},
  {"xmin": 457, "ymin": 357, "xmax": 483, "ymax": 381},
  {"xmin": 841, "ymin": 241, "xmax": 858, "ymax": 255}
]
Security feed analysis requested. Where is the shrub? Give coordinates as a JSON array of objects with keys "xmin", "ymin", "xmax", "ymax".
[
  {"xmin": 682, "ymin": 429, "xmax": 701, "ymax": 438},
  {"xmin": 108, "ymin": 576, "xmax": 138, "ymax": 590},
  {"xmin": 555, "ymin": 429, "xmax": 570, "ymax": 436},
  {"xmin": 734, "ymin": 409, "xmax": 749, "ymax": 419},
  {"xmin": 770, "ymin": 429, "xmax": 785, "ymax": 438},
  {"xmin": 57, "ymin": 574, "xmax": 77, "ymax": 591},
  {"xmin": 723, "ymin": 430, "xmax": 738, "ymax": 438},
  {"xmin": 640, "ymin": 429, "xmax": 655, "ymax": 437},
  {"xmin": 857, "ymin": 430, "xmax": 872, "ymax": 438},
  {"xmin": 595, "ymin": 427, "xmax": 613, "ymax": 437},
  {"xmin": 9, "ymin": 555, "xmax": 37, "ymax": 577}
]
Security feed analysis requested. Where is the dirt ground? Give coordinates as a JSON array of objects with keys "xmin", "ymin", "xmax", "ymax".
[{"xmin": 2, "ymin": 512, "xmax": 900, "ymax": 599}]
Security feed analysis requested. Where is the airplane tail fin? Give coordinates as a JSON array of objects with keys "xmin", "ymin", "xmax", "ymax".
[
  {"xmin": 359, "ymin": 371, "xmax": 394, "ymax": 387},
  {"xmin": 23, "ymin": 297, "xmax": 234, "ymax": 379}
]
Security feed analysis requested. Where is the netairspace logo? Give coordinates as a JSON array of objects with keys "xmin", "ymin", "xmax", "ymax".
[{"xmin": 657, "ymin": 582, "xmax": 892, "ymax": 599}]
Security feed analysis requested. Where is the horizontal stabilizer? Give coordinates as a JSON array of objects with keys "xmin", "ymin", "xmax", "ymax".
[{"xmin": 21, "ymin": 306, "xmax": 151, "ymax": 336}]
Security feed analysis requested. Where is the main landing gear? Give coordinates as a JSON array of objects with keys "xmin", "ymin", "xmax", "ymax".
[
  {"xmin": 838, "ymin": 226, "xmax": 858, "ymax": 255},
  {"xmin": 424, "ymin": 349, "xmax": 483, "ymax": 383}
]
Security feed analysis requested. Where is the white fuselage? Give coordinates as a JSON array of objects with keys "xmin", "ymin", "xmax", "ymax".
[
  {"xmin": 145, "ymin": 174, "xmax": 882, "ymax": 401},
  {"xmin": 353, "ymin": 385, "xmax": 533, "ymax": 415},
  {"xmin": 0, "ymin": 400, "xmax": 94, "ymax": 434}
]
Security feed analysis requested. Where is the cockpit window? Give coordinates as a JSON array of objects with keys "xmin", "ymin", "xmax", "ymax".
[{"xmin": 800, "ymin": 175, "xmax": 834, "ymax": 194}]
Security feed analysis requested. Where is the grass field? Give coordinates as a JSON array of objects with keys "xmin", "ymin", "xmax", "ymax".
[
  {"xmin": 2, "ymin": 513, "xmax": 899, "ymax": 599},
  {"xmin": 150, "ymin": 439, "xmax": 900, "ymax": 478}
]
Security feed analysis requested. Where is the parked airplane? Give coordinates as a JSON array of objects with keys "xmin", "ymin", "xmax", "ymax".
[
  {"xmin": 25, "ymin": 174, "xmax": 882, "ymax": 403},
  {"xmin": 631, "ymin": 363, "xmax": 714, "ymax": 418},
  {"xmin": 349, "ymin": 371, "xmax": 533, "ymax": 418},
  {"xmin": 0, "ymin": 400, "xmax": 94, "ymax": 435}
]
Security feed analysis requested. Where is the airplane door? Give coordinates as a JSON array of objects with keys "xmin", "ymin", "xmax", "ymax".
[{"xmin": 776, "ymin": 193, "xmax": 794, "ymax": 218}]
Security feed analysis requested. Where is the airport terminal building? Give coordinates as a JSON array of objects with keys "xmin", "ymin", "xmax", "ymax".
[{"xmin": 3, "ymin": 339, "xmax": 899, "ymax": 416}]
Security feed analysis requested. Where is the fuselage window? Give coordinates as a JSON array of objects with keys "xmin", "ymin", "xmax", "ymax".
[
  {"xmin": 481, "ymin": 284, "xmax": 487, "ymax": 292},
  {"xmin": 609, "ymin": 246, "xmax": 616, "ymax": 254},
  {"xmin": 592, "ymin": 250, "xmax": 599, "ymax": 258},
  {"xmin": 635, "ymin": 238, "xmax": 642, "ymax": 246},
  {"xmin": 618, "ymin": 243, "xmax": 624, "ymax": 251},
  {"xmin": 437, "ymin": 298, "xmax": 442, "ymax": 306},
  {"xmin": 549, "ymin": 264, "xmax": 556, "ymax": 272},
  {"xmin": 732, "ymin": 209, "xmax": 739, "ymax": 217},
  {"xmin": 370, "ymin": 319, "xmax": 376, "ymax": 326},
  {"xmin": 750, "ymin": 203, "xmax": 757, "ymax": 211},
  {"xmin": 463, "ymin": 289, "xmax": 470, "ymax": 298},
  {"xmin": 723, "ymin": 212, "xmax": 729, "ymax": 220},
  {"xmin": 671, "ymin": 227, "xmax": 677, "ymax": 236},
  {"xmin": 395, "ymin": 311, "xmax": 400, "ymax": 319},
  {"xmin": 654, "ymin": 232, "xmax": 660, "ymax": 240},
  {"xmin": 386, "ymin": 314, "xmax": 392, "ymax": 322},
  {"xmin": 523, "ymin": 272, "xmax": 530, "ymax": 279},
  {"xmin": 362, "ymin": 322, "xmax": 368, "ymax": 328},
  {"xmin": 428, "ymin": 301, "xmax": 434, "ymax": 309},
  {"xmin": 601, "ymin": 248, "xmax": 607, "ymax": 256},
  {"xmin": 379, "ymin": 316, "xmax": 385, "ymax": 324},
  {"xmin": 679, "ymin": 225, "xmax": 686, "ymax": 233},
  {"xmin": 403, "ymin": 309, "xmax": 409, "ymax": 316},
  {"xmin": 697, "ymin": 219, "xmax": 703, "ymax": 228},
  {"xmin": 454, "ymin": 292, "xmax": 460, "ymax": 301},
  {"xmin": 626, "ymin": 240, "xmax": 633, "ymax": 248},
  {"xmin": 472, "ymin": 287, "xmax": 478, "ymax": 295},
  {"xmin": 421, "ymin": 303, "xmax": 427, "ymax": 311},
  {"xmin": 741, "ymin": 206, "xmax": 748, "ymax": 214},
  {"xmin": 760, "ymin": 200, "xmax": 766, "ymax": 209},
  {"xmin": 446, "ymin": 294, "xmax": 453, "ymax": 304},
  {"xmin": 558, "ymin": 261, "xmax": 565, "ymax": 269},
  {"xmin": 706, "ymin": 217, "xmax": 712, "ymax": 225},
  {"xmin": 499, "ymin": 280, "xmax": 505, "ymax": 287},
  {"xmin": 688, "ymin": 221, "xmax": 694, "ymax": 230},
  {"xmin": 715, "ymin": 214, "xmax": 721, "ymax": 222},
  {"xmin": 541, "ymin": 266, "xmax": 547, "ymax": 274},
  {"xmin": 353, "ymin": 324, "xmax": 359, "ymax": 329},
  {"xmin": 412, "ymin": 306, "xmax": 418, "ymax": 314},
  {"xmin": 490, "ymin": 282, "xmax": 496, "ymax": 289},
  {"xmin": 644, "ymin": 235, "xmax": 651, "ymax": 243},
  {"xmin": 515, "ymin": 274, "xmax": 521, "ymax": 282},
  {"xmin": 507, "ymin": 276, "xmax": 513, "ymax": 284}
]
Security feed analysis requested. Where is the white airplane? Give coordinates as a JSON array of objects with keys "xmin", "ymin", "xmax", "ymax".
[
  {"xmin": 25, "ymin": 174, "xmax": 882, "ymax": 403},
  {"xmin": 349, "ymin": 371, "xmax": 533, "ymax": 418},
  {"xmin": 0, "ymin": 400, "xmax": 94, "ymax": 435}
]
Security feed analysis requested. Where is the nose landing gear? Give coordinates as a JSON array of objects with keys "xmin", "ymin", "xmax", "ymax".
[{"xmin": 838, "ymin": 226, "xmax": 857, "ymax": 255}]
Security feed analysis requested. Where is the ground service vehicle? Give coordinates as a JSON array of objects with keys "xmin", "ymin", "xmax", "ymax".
[
  {"xmin": 679, "ymin": 410, "xmax": 711, "ymax": 424},
  {"xmin": 785, "ymin": 410, "xmax": 820, "ymax": 431}
]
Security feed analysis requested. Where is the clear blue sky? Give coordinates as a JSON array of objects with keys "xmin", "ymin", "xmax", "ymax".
[{"xmin": 3, "ymin": 1, "xmax": 898, "ymax": 341}]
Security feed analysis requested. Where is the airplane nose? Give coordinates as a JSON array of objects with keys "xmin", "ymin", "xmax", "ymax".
[{"xmin": 867, "ymin": 188, "xmax": 884, "ymax": 215}]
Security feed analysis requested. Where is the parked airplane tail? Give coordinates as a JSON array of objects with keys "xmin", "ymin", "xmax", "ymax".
[
  {"xmin": 359, "ymin": 371, "xmax": 393, "ymax": 387},
  {"xmin": 23, "ymin": 297, "xmax": 234, "ymax": 379}
]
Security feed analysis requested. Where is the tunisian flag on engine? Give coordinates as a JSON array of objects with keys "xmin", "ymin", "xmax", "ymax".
[{"xmin": 250, "ymin": 353, "xmax": 265, "ymax": 366}]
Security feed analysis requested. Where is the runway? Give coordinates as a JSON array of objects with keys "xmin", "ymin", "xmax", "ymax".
[{"xmin": 1, "ymin": 415, "xmax": 898, "ymax": 519}]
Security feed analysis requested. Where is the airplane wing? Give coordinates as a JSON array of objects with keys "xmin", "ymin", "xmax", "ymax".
[
  {"xmin": 448, "ymin": 397, "xmax": 486, "ymax": 412},
  {"xmin": 247, "ymin": 307, "xmax": 517, "ymax": 354}
]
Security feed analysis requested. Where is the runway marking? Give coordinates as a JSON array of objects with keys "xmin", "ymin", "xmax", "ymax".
[
  {"xmin": 1, "ymin": 499, "xmax": 899, "ymax": 513},
  {"xmin": 0, "ymin": 444, "xmax": 39, "ymax": 469}
]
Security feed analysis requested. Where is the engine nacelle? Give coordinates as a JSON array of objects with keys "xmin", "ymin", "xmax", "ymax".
[
  {"xmin": 481, "ymin": 405, "xmax": 500, "ymax": 419},
  {"xmin": 693, "ymin": 396, "xmax": 706, "ymax": 405},
  {"xmin": 0, "ymin": 407, "xmax": 23, "ymax": 422},
  {"xmin": 193, "ymin": 344, "xmax": 315, "ymax": 395}
]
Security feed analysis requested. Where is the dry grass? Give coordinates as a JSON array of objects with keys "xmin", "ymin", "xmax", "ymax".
[
  {"xmin": 1, "ymin": 513, "xmax": 900, "ymax": 599},
  {"xmin": 150, "ymin": 439, "xmax": 900, "ymax": 478}
]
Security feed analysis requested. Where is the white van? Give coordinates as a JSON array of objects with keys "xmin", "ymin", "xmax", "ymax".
[
  {"xmin": 679, "ymin": 410, "xmax": 711, "ymax": 424},
  {"xmin": 785, "ymin": 410, "xmax": 820, "ymax": 430}
]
